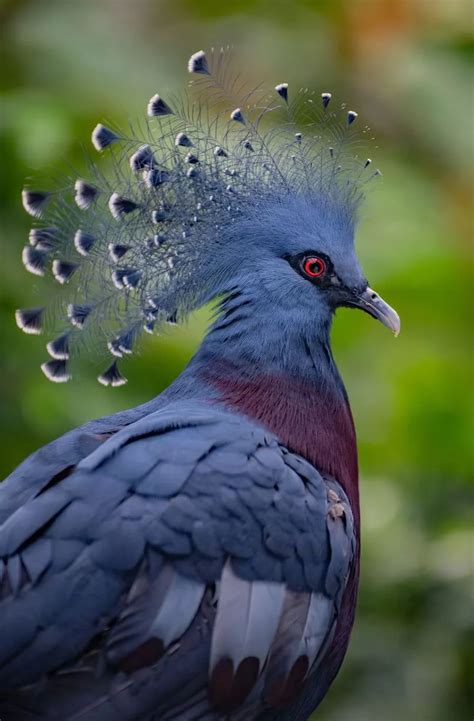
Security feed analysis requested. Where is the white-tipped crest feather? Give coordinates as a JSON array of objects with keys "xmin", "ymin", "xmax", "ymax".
[{"xmin": 17, "ymin": 47, "xmax": 378, "ymax": 385}]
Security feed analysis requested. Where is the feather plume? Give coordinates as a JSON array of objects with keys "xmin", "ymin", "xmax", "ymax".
[{"xmin": 41, "ymin": 359, "xmax": 71, "ymax": 383}]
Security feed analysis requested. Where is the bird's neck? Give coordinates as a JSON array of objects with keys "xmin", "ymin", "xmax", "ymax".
[{"xmin": 187, "ymin": 304, "xmax": 359, "ymax": 520}]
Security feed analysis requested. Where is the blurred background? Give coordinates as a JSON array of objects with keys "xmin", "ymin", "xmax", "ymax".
[{"xmin": 0, "ymin": 0, "xmax": 472, "ymax": 719}]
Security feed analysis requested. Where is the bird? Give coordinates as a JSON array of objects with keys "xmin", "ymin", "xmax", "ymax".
[{"xmin": 2, "ymin": 48, "xmax": 400, "ymax": 721}]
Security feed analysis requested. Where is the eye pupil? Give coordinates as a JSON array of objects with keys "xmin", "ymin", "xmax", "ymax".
[{"xmin": 303, "ymin": 256, "xmax": 325, "ymax": 278}]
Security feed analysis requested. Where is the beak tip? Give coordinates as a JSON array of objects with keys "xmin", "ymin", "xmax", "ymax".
[
  {"xmin": 390, "ymin": 314, "xmax": 401, "ymax": 338},
  {"xmin": 392, "ymin": 313, "xmax": 401, "ymax": 338}
]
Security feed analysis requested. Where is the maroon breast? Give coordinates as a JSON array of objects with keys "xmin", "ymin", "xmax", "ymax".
[{"xmin": 208, "ymin": 370, "xmax": 359, "ymax": 517}]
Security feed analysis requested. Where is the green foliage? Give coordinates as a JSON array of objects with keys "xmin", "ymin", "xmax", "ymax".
[{"xmin": 0, "ymin": 1, "xmax": 471, "ymax": 719}]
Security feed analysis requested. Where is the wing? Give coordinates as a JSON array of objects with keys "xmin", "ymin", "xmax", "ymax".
[{"xmin": 0, "ymin": 401, "xmax": 356, "ymax": 720}]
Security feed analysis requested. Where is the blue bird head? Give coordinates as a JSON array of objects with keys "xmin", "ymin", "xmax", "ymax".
[{"xmin": 18, "ymin": 48, "xmax": 399, "ymax": 386}]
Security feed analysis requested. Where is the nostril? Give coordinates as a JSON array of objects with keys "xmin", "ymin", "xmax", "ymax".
[{"xmin": 370, "ymin": 293, "xmax": 377, "ymax": 300}]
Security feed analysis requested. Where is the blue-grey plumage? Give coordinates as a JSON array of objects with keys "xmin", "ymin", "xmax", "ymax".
[{"xmin": 3, "ymin": 48, "xmax": 401, "ymax": 720}]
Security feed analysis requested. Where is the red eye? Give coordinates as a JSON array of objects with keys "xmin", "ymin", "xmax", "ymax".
[{"xmin": 303, "ymin": 256, "xmax": 326, "ymax": 278}]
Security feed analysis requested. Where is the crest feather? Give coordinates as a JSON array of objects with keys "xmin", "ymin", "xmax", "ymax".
[{"xmin": 18, "ymin": 47, "xmax": 378, "ymax": 385}]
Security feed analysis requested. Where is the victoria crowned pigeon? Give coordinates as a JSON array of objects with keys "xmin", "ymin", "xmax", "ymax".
[{"xmin": 2, "ymin": 49, "xmax": 400, "ymax": 721}]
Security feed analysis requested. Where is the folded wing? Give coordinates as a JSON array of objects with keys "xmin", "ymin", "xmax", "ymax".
[{"xmin": 0, "ymin": 401, "xmax": 355, "ymax": 720}]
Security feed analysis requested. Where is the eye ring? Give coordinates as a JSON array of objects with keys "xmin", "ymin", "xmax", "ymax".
[{"xmin": 303, "ymin": 256, "xmax": 326, "ymax": 278}]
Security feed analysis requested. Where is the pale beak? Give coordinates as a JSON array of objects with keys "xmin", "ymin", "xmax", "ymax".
[{"xmin": 350, "ymin": 286, "xmax": 401, "ymax": 336}]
